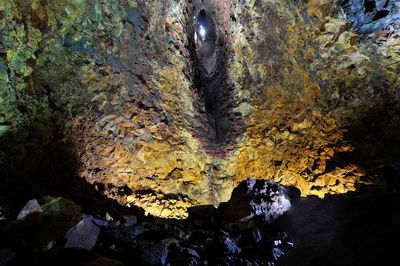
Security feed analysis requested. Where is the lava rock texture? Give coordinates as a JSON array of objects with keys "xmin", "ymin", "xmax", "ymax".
[
  {"xmin": 340, "ymin": 0, "xmax": 400, "ymax": 33},
  {"xmin": 0, "ymin": 0, "xmax": 400, "ymax": 218}
]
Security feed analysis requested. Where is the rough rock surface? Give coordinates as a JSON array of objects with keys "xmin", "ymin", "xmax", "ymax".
[
  {"xmin": 340, "ymin": 0, "xmax": 400, "ymax": 33},
  {"xmin": 16, "ymin": 199, "xmax": 42, "ymax": 221},
  {"xmin": 0, "ymin": 188, "xmax": 294, "ymax": 265},
  {"xmin": 64, "ymin": 216, "xmax": 101, "ymax": 251},
  {"xmin": 0, "ymin": 0, "xmax": 399, "ymax": 218},
  {"xmin": 247, "ymin": 179, "xmax": 292, "ymax": 222}
]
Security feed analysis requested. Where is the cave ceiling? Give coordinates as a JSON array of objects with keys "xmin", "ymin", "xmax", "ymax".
[{"xmin": 0, "ymin": 0, "xmax": 399, "ymax": 218}]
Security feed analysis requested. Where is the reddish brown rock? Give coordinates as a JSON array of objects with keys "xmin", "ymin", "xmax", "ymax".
[{"xmin": 0, "ymin": 0, "xmax": 399, "ymax": 218}]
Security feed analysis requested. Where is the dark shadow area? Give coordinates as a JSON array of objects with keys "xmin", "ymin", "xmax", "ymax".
[
  {"xmin": 331, "ymin": 103, "xmax": 400, "ymax": 186},
  {"xmin": 186, "ymin": 179, "xmax": 299, "ymax": 264},
  {"xmin": 188, "ymin": 180, "xmax": 301, "ymax": 228},
  {"xmin": 0, "ymin": 151, "xmax": 297, "ymax": 266},
  {"xmin": 276, "ymin": 185, "xmax": 400, "ymax": 266},
  {"xmin": 373, "ymin": 10, "xmax": 390, "ymax": 21},
  {"xmin": 0, "ymin": 121, "xmax": 150, "ymax": 265},
  {"xmin": 275, "ymin": 103, "xmax": 400, "ymax": 265},
  {"xmin": 365, "ymin": 0, "xmax": 376, "ymax": 13},
  {"xmin": 0, "ymin": 122, "xmax": 144, "ymax": 221}
]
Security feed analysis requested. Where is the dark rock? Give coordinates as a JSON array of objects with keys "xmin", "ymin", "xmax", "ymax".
[
  {"xmin": 252, "ymin": 228, "xmax": 262, "ymax": 243},
  {"xmin": 82, "ymin": 255, "xmax": 123, "ymax": 266},
  {"xmin": 0, "ymin": 248, "xmax": 15, "ymax": 265},
  {"xmin": 215, "ymin": 256, "xmax": 229, "ymax": 266},
  {"xmin": 82, "ymin": 46, "xmax": 94, "ymax": 56},
  {"xmin": 40, "ymin": 196, "xmax": 82, "ymax": 217},
  {"xmin": 42, "ymin": 240, "xmax": 57, "ymax": 251},
  {"xmin": 111, "ymin": 224, "xmax": 148, "ymax": 242},
  {"xmin": 122, "ymin": 215, "xmax": 137, "ymax": 227},
  {"xmin": 105, "ymin": 212, "xmax": 113, "ymax": 222},
  {"xmin": 223, "ymin": 238, "xmax": 241, "ymax": 255},
  {"xmin": 186, "ymin": 247, "xmax": 200, "ymax": 258},
  {"xmin": 70, "ymin": 45, "xmax": 80, "ymax": 53},
  {"xmin": 213, "ymin": 231, "xmax": 241, "ymax": 255},
  {"xmin": 63, "ymin": 37, "xmax": 73, "ymax": 47},
  {"xmin": 272, "ymin": 247, "xmax": 284, "ymax": 261},
  {"xmin": 95, "ymin": 59, "xmax": 104, "ymax": 66},
  {"xmin": 277, "ymin": 241, "xmax": 294, "ymax": 253},
  {"xmin": 161, "ymin": 237, "xmax": 179, "ymax": 247},
  {"xmin": 91, "ymin": 217, "xmax": 112, "ymax": 228},
  {"xmin": 64, "ymin": 217, "xmax": 100, "ymax": 251},
  {"xmin": 76, "ymin": 37, "xmax": 88, "ymax": 47},
  {"xmin": 166, "ymin": 243, "xmax": 184, "ymax": 262},
  {"xmin": 126, "ymin": 8, "xmax": 141, "ymax": 26},
  {"xmin": 140, "ymin": 243, "xmax": 168, "ymax": 266},
  {"xmin": 17, "ymin": 199, "xmax": 42, "ymax": 221}
]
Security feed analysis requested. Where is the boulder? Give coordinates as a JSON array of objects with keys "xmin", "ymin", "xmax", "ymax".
[
  {"xmin": 41, "ymin": 196, "xmax": 82, "ymax": 217},
  {"xmin": 64, "ymin": 217, "xmax": 100, "ymax": 251},
  {"xmin": 17, "ymin": 199, "xmax": 42, "ymax": 221}
]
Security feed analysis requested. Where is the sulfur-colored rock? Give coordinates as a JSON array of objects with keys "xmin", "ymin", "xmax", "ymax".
[{"xmin": 0, "ymin": 0, "xmax": 399, "ymax": 218}]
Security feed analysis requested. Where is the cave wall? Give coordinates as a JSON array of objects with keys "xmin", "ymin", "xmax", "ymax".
[{"xmin": 1, "ymin": 0, "xmax": 399, "ymax": 218}]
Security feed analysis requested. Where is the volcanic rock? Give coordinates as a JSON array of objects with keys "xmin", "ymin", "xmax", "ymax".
[
  {"xmin": 17, "ymin": 199, "xmax": 42, "ymax": 221},
  {"xmin": 64, "ymin": 217, "xmax": 100, "ymax": 251}
]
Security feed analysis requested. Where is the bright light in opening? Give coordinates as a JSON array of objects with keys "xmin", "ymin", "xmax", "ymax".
[{"xmin": 199, "ymin": 25, "xmax": 206, "ymax": 41}]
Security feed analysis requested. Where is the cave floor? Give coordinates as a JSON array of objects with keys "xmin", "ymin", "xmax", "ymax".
[
  {"xmin": 277, "ymin": 186, "xmax": 400, "ymax": 266},
  {"xmin": 1, "ymin": 170, "xmax": 399, "ymax": 265}
]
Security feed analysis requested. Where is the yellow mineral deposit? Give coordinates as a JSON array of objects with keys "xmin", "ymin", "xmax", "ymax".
[{"xmin": 0, "ymin": 0, "xmax": 399, "ymax": 218}]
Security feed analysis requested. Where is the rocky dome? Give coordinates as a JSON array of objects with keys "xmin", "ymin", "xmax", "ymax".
[{"xmin": 0, "ymin": 0, "xmax": 400, "ymax": 264}]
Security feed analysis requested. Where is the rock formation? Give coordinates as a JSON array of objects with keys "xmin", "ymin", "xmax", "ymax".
[{"xmin": 1, "ymin": 0, "xmax": 399, "ymax": 219}]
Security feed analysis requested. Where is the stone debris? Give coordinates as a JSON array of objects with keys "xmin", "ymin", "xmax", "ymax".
[
  {"xmin": 43, "ymin": 240, "xmax": 56, "ymax": 252},
  {"xmin": 0, "ymin": 188, "xmax": 295, "ymax": 265},
  {"xmin": 253, "ymin": 228, "xmax": 262, "ymax": 243},
  {"xmin": 40, "ymin": 196, "xmax": 82, "ymax": 217},
  {"xmin": 64, "ymin": 217, "xmax": 100, "ymax": 251},
  {"xmin": 137, "ymin": 242, "xmax": 169, "ymax": 266},
  {"xmin": 17, "ymin": 199, "xmax": 42, "ymax": 221},
  {"xmin": 105, "ymin": 212, "xmax": 113, "ymax": 222},
  {"xmin": 3, "ymin": 185, "xmax": 396, "ymax": 265},
  {"xmin": 272, "ymin": 248, "xmax": 284, "ymax": 260},
  {"xmin": 122, "ymin": 215, "xmax": 138, "ymax": 227}
]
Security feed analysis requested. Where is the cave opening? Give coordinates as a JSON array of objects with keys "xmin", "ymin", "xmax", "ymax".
[{"xmin": 189, "ymin": 6, "xmax": 244, "ymax": 153}]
